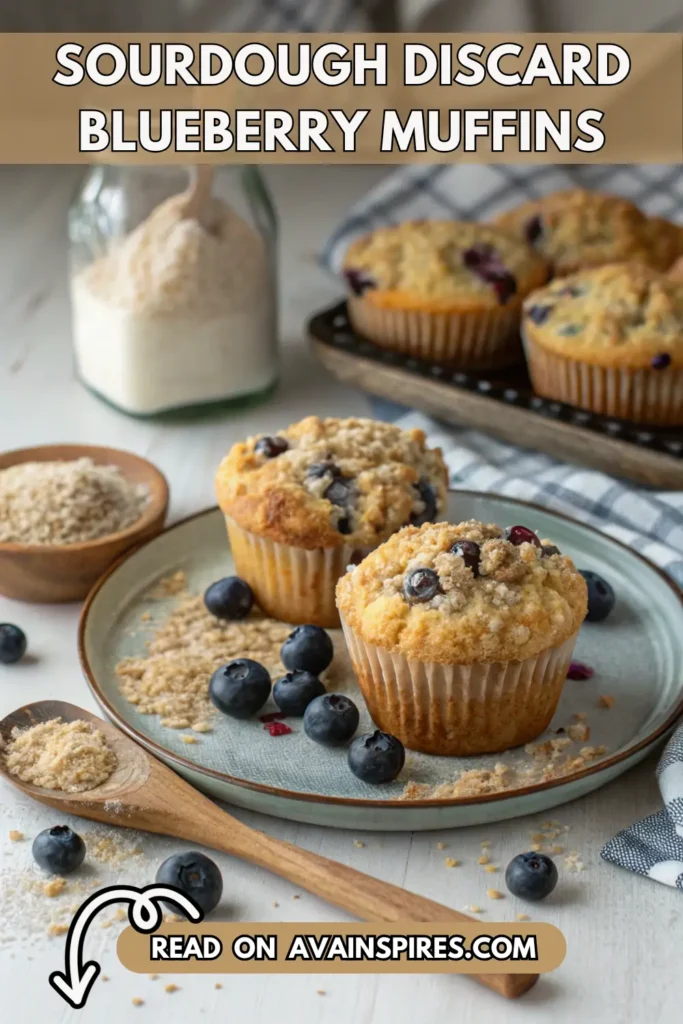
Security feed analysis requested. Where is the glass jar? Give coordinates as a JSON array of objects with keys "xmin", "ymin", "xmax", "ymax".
[{"xmin": 68, "ymin": 165, "xmax": 278, "ymax": 418}]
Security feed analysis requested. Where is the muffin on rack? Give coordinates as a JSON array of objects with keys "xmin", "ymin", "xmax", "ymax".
[
  {"xmin": 522, "ymin": 262, "xmax": 683, "ymax": 425},
  {"xmin": 494, "ymin": 188, "xmax": 683, "ymax": 278},
  {"xmin": 215, "ymin": 416, "xmax": 448, "ymax": 627},
  {"xmin": 342, "ymin": 220, "xmax": 549, "ymax": 369},
  {"xmin": 337, "ymin": 519, "xmax": 587, "ymax": 757}
]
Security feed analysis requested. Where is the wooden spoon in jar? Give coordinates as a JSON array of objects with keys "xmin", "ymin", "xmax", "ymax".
[
  {"xmin": 0, "ymin": 701, "xmax": 537, "ymax": 1001},
  {"xmin": 181, "ymin": 165, "xmax": 216, "ymax": 231}
]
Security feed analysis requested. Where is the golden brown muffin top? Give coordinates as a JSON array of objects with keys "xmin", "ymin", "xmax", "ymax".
[
  {"xmin": 216, "ymin": 416, "xmax": 448, "ymax": 550},
  {"xmin": 336, "ymin": 520, "xmax": 587, "ymax": 665},
  {"xmin": 342, "ymin": 220, "xmax": 548, "ymax": 310},
  {"xmin": 494, "ymin": 189, "xmax": 683, "ymax": 276},
  {"xmin": 522, "ymin": 262, "xmax": 683, "ymax": 369}
]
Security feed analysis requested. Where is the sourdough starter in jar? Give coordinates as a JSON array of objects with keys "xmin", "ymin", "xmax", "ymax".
[{"xmin": 70, "ymin": 193, "xmax": 277, "ymax": 416}]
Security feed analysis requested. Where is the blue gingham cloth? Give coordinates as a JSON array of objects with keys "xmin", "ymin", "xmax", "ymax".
[{"xmin": 323, "ymin": 164, "xmax": 683, "ymax": 887}]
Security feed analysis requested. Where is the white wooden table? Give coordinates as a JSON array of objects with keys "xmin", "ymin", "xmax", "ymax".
[{"xmin": 0, "ymin": 165, "xmax": 680, "ymax": 1024}]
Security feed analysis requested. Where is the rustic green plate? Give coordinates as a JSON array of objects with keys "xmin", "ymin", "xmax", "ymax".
[{"xmin": 79, "ymin": 493, "xmax": 683, "ymax": 831}]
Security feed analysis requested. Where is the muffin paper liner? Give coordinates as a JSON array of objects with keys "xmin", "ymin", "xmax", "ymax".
[
  {"xmin": 340, "ymin": 615, "xmax": 579, "ymax": 756},
  {"xmin": 225, "ymin": 517, "xmax": 370, "ymax": 628},
  {"xmin": 523, "ymin": 333, "xmax": 683, "ymax": 426},
  {"xmin": 347, "ymin": 294, "xmax": 522, "ymax": 369}
]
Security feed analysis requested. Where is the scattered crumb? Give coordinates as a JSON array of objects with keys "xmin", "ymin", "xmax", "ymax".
[
  {"xmin": 574, "ymin": 712, "xmax": 588, "ymax": 722},
  {"xmin": 436, "ymin": 842, "xmax": 446, "ymax": 851},
  {"xmin": 151, "ymin": 571, "xmax": 187, "ymax": 598},
  {"xmin": 43, "ymin": 878, "xmax": 66, "ymax": 898},
  {"xmin": 132, "ymin": 997, "xmax": 144, "ymax": 1007},
  {"xmin": 529, "ymin": 843, "xmax": 541, "ymax": 852},
  {"xmin": 516, "ymin": 914, "xmax": 530, "ymax": 922},
  {"xmin": 478, "ymin": 854, "xmax": 490, "ymax": 865},
  {"xmin": 8, "ymin": 830, "xmax": 24, "ymax": 842},
  {"xmin": 484, "ymin": 864, "xmax": 498, "ymax": 874},
  {"xmin": 444, "ymin": 857, "xmax": 459, "ymax": 868},
  {"xmin": 272, "ymin": 900, "xmax": 279, "ymax": 908},
  {"xmin": 599, "ymin": 695, "xmax": 615, "ymax": 709},
  {"xmin": 480, "ymin": 841, "xmax": 492, "ymax": 848},
  {"xmin": 140, "ymin": 612, "xmax": 152, "ymax": 622},
  {"xmin": 564, "ymin": 851, "xmax": 585, "ymax": 873},
  {"xmin": 531, "ymin": 833, "xmax": 545, "ymax": 843},
  {"xmin": 114, "ymin": 907, "xmax": 127, "ymax": 921},
  {"xmin": 316, "ymin": 989, "xmax": 326, "ymax": 996},
  {"xmin": 292, "ymin": 894, "xmax": 301, "ymax": 900},
  {"xmin": 486, "ymin": 889, "xmax": 504, "ymax": 900},
  {"xmin": 180, "ymin": 735, "xmax": 198, "ymax": 745},
  {"xmin": 567, "ymin": 722, "xmax": 590, "ymax": 743},
  {"xmin": 465, "ymin": 905, "xmax": 483, "ymax": 914},
  {"xmin": 215, "ymin": 983, "xmax": 222, "ymax": 990},
  {"xmin": 192, "ymin": 722, "xmax": 212, "ymax": 733},
  {"xmin": 550, "ymin": 845, "xmax": 565, "ymax": 855},
  {"xmin": 47, "ymin": 923, "xmax": 69, "ymax": 937},
  {"xmin": 353, "ymin": 840, "xmax": 365, "ymax": 848},
  {"xmin": 100, "ymin": 920, "xmax": 112, "ymax": 930},
  {"xmin": 86, "ymin": 829, "xmax": 144, "ymax": 866},
  {"xmin": 2, "ymin": 718, "xmax": 117, "ymax": 793},
  {"xmin": 101, "ymin": 975, "xmax": 109, "ymax": 982},
  {"xmin": 165, "ymin": 984, "xmax": 179, "ymax": 994},
  {"xmin": 148, "ymin": 974, "xmax": 159, "ymax": 981},
  {"xmin": 164, "ymin": 912, "xmax": 183, "ymax": 923}
]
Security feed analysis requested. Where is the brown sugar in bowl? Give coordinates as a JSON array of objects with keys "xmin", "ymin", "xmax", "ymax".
[{"xmin": 0, "ymin": 444, "xmax": 169, "ymax": 603}]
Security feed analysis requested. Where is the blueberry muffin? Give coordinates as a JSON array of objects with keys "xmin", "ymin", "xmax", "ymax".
[
  {"xmin": 215, "ymin": 417, "xmax": 448, "ymax": 627},
  {"xmin": 522, "ymin": 263, "xmax": 683, "ymax": 425},
  {"xmin": 494, "ymin": 189, "xmax": 683, "ymax": 278},
  {"xmin": 337, "ymin": 519, "xmax": 587, "ymax": 756},
  {"xmin": 342, "ymin": 220, "xmax": 548, "ymax": 369}
]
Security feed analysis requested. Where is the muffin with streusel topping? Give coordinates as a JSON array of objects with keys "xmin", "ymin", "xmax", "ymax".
[
  {"xmin": 337, "ymin": 520, "xmax": 587, "ymax": 756},
  {"xmin": 342, "ymin": 220, "xmax": 548, "ymax": 368},
  {"xmin": 215, "ymin": 416, "xmax": 448, "ymax": 627},
  {"xmin": 494, "ymin": 189, "xmax": 683, "ymax": 277},
  {"xmin": 522, "ymin": 262, "xmax": 683, "ymax": 425}
]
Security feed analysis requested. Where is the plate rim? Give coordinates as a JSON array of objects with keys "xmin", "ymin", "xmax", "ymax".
[{"xmin": 78, "ymin": 491, "xmax": 683, "ymax": 811}]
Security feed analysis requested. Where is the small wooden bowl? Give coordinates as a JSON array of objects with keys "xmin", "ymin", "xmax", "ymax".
[{"xmin": 0, "ymin": 444, "xmax": 169, "ymax": 603}]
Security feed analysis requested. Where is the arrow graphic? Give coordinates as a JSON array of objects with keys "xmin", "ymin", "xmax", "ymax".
[{"xmin": 48, "ymin": 882, "xmax": 204, "ymax": 1009}]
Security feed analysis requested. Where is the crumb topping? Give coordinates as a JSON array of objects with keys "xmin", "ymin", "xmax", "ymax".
[
  {"xmin": 342, "ymin": 220, "xmax": 547, "ymax": 309},
  {"xmin": 337, "ymin": 520, "xmax": 587, "ymax": 664},
  {"xmin": 495, "ymin": 189, "xmax": 683, "ymax": 275},
  {"xmin": 216, "ymin": 416, "xmax": 448, "ymax": 549},
  {"xmin": 523, "ymin": 263, "xmax": 683, "ymax": 368},
  {"xmin": 2, "ymin": 718, "xmax": 117, "ymax": 792}
]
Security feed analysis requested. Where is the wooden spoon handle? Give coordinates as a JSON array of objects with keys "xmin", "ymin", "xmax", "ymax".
[
  {"xmin": 182, "ymin": 165, "xmax": 214, "ymax": 230},
  {"xmin": 179, "ymin": 804, "xmax": 537, "ymax": 1000}
]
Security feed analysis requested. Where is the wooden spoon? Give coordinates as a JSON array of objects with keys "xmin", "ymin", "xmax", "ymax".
[
  {"xmin": 0, "ymin": 701, "xmax": 537, "ymax": 1000},
  {"xmin": 181, "ymin": 165, "xmax": 215, "ymax": 232}
]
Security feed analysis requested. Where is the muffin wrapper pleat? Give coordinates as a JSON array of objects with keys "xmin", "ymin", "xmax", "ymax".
[
  {"xmin": 225, "ymin": 516, "xmax": 370, "ymax": 628},
  {"xmin": 523, "ymin": 333, "xmax": 683, "ymax": 426},
  {"xmin": 340, "ymin": 615, "xmax": 579, "ymax": 756},
  {"xmin": 347, "ymin": 294, "xmax": 522, "ymax": 369}
]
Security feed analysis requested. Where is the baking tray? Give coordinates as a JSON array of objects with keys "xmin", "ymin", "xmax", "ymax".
[{"xmin": 309, "ymin": 301, "xmax": 683, "ymax": 490}]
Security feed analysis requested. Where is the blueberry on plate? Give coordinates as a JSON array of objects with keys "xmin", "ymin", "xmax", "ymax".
[
  {"xmin": 203, "ymin": 576, "xmax": 254, "ymax": 621},
  {"xmin": 209, "ymin": 659, "xmax": 271, "ymax": 719},
  {"xmin": 304, "ymin": 693, "xmax": 359, "ymax": 746},
  {"xmin": 156, "ymin": 851, "xmax": 223, "ymax": 916},
  {"xmin": 0, "ymin": 624, "xmax": 27, "ymax": 665},
  {"xmin": 579, "ymin": 570, "xmax": 616, "ymax": 622},
  {"xmin": 32, "ymin": 826, "xmax": 85, "ymax": 875},
  {"xmin": 505, "ymin": 852, "xmax": 558, "ymax": 901},
  {"xmin": 348, "ymin": 731, "xmax": 405, "ymax": 784},
  {"xmin": 281, "ymin": 625, "xmax": 334, "ymax": 676},
  {"xmin": 273, "ymin": 670, "xmax": 326, "ymax": 716}
]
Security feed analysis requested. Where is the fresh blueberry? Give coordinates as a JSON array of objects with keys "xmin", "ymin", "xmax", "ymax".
[
  {"xmin": 343, "ymin": 268, "xmax": 376, "ymax": 296},
  {"xmin": 504, "ymin": 525, "xmax": 541, "ymax": 548},
  {"xmin": 304, "ymin": 693, "xmax": 359, "ymax": 746},
  {"xmin": 32, "ymin": 826, "xmax": 85, "ymax": 875},
  {"xmin": 505, "ymin": 852, "xmax": 558, "ymax": 901},
  {"xmin": 254, "ymin": 435, "xmax": 289, "ymax": 458},
  {"xmin": 324, "ymin": 476, "xmax": 354, "ymax": 509},
  {"xmin": 273, "ymin": 670, "xmax": 326, "ymax": 716},
  {"xmin": 463, "ymin": 243, "xmax": 496, "ymax": 269},
  {"xmin": 209, "ymin": 659, "xmax": 271, "ymax": 719},
  {"xmin": 462, "ymin": 245, "xmax": 517, "ymax": 304},
  {"xmin": 524, "ymin": 215, "xmax": 543, "ymax": 245},
  {"xmin": 579, "ymin": 570, "xmax": 616, "ymax": 622},
  {"xmin": 541, "ymin": 543, "xmax": 561, "ymax": 557},
  {"xmin": 281, "ymin": 625, "xmax": 334, "ymax": 675},
  {"xmin": 451, "ymin": 540, "xmax": 481, "ymax": 577},
  {"xmin": 557, "ymin": 322, "xmax": 582, "ymax": 336},
  {"xmin": 410, "ymin": 478, "xmax": 437, "ymax": 527},
  {"xmin": 348, "ymin": 731, "xmax": 405, "ymax": 784},
  {"xmin": 526, "ymin": 304, "xmax": 552, "ymax": 325},
  {"xmin": 403, "ymin": 567, "xmax": 440, "ymax": 603},
  {"xmin": 651, "ymin": 352, "xmax": 672, "ymax": 370},
  {"xmin": 156, "ymin": 851, "xmax": 223, "ymax": 916},
  {"xmin": 203, "ymin": 577, "xmax": 253, "ymax": 621},
  {"xmin": 485, "ymin": 267, "xmax": 517, "ymax": 305},
  {"xmin": 0, "ymin": 624, "xmax": 27, "ymax": 665}
]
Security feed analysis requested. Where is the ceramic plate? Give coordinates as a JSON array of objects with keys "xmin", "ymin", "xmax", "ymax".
[{"xmin": 79, "ymin": 494, "xmax": 683, "ymax": 831}]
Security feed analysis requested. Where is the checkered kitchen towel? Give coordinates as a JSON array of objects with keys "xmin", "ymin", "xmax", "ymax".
[{"xmin": 323, "ymin": 164, "xmax": 683, "ymax": 888}]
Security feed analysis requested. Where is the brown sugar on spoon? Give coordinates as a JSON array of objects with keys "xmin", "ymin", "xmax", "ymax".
[{"xmin": 1, "ymin": 718, "xmax": 117, "ymax": 792}]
